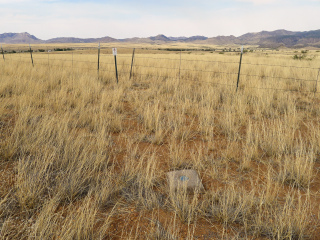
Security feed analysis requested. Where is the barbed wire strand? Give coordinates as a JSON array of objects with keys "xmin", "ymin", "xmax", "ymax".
[
  {"xmin": 2, "ymin": 47, "xmax": 319, "ymax": 71},
  {"xmin": 2, "ymin": 52, "xmax": 319, "ymax": 94}
]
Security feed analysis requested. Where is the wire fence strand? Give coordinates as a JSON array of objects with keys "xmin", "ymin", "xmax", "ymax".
[{"xmin": 1, "ymin": 46, "xmax": 319, "ymax": 95}]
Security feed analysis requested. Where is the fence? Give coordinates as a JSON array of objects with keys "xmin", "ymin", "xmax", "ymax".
[{"xmin": 1, "ymin": 44, "xmax": 320, "ymax": 95}]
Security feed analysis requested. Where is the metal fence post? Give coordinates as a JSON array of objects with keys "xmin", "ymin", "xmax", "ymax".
[
  {"xmin": 29, "ymin": 44, "xmax": 34, "ymax": 67},
  {"xmin": 1, "ymin": 45, "xmax": 4, "ymax": 61},
  {"xmin": 236, "ymin": 46, "xmax": 244, "ymax": 92},
  {"xmin": 97, "ymin": 42, "xmax": 100, "ymax": 79},
  {"xmin": 129, "ymin": 48, "xmax": 135, "ymax": 80},
  {"xmin": 113, "ymin": 48, "xmax": 118, "ymax": 84}
]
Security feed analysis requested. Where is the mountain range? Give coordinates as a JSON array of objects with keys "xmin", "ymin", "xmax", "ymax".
[{"xmin": 1, "ymin": 29, "xmax": 320, "ymax": 48}]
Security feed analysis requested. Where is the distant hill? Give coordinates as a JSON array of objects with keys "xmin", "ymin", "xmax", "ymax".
[
  {"xmin": 184, "ymin": 36, "xmax": 208, "ymax": 42},
  {"xmin": 237, "ymin": 29, "xmax": 296, "ymax": 45},
  {"xmin": 202, "ymin": 30, "xmax": 320, "ymax": 48},
  {"xmin": 168, "ymin": 36, "xmax": 188, "ymax": 41},
  {"xmin": 1, "ymin": 30, "xmax": 320, "ymax": 48},
  {"xmin": 121, "ymin": 34, "xmax": 174, "ymax": 43},
  {"xmin": 46, "ymin": 36, "xmax": 118, "ymax": 44},
  {"xmin": 0, "ymin": 32, "xmax": 42, "ymax": 44},
  {"xmin": 149, "ymin": 34, "xmax": 170, "ymax": 42},
  {"xmin": 257, "ymin": 30, "xmax": 320, "ymax": 48},
  {"xmin": 205, "ymin": 35, "xmax": 237, "ymax": 45}
]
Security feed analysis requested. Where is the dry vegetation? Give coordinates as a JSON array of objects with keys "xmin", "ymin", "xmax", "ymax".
[{"xmin": 0, "ymin": 45, "xmax": 320, "ymax": 239}]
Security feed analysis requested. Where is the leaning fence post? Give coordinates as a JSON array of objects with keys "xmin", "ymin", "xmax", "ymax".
[
  {"xmin": 1, "ymin": 45, "xmax": 4, "ymax": 61},
  {"xmin": 29, "ymin": 44, "xmax": 34, "ymax": 67},
  {"xmin": 113, "ymin": 48, "xmax": 118, "ymax": 84},
  {"xmin": 129, "ymin": 48, "xmax": 135, "ymax": 80},
  {"xmin": 315, "ymin": 68, "xmax": 320, "ymax": 94},
  {"xmin": 97, "ymin": 42, "xmax": 100, "ymax": 79},
  {"xmin": 236, "ymin": 46, "xmax": 244, "ymax": 92}
]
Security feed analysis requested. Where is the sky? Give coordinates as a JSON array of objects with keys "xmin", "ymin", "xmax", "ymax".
[{"xmin": 1, "ymin": 0, "xmax": 320, "ymax": 40}]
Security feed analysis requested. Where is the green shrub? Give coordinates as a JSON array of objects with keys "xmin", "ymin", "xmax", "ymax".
[{"xmin": 293, "ymin": 54, "xmax": 305, "ymax": 60}]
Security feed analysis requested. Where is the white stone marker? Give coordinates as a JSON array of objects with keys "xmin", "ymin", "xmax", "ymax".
[{"xmin": 166, "ymin": 169, "xmax": 204, "ymax": 191}]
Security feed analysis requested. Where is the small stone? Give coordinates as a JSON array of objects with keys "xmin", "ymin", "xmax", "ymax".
[{"xmin": 166, "ymin": 169, "xmax": 204, "ymax": 191}]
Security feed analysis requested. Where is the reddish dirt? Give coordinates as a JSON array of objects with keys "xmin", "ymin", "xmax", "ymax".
[{"xmin": 1, "ymin": 90, "xmax": 320, "ymax": 239}]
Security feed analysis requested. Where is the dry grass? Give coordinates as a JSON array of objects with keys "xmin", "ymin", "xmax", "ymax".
[{"xmin": 0, "ymin": 45, "xmax": 319, "ymax": 239}]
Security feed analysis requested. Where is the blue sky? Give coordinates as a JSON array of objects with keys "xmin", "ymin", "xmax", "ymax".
[{"xmin": 1, "ymin": 0, "xmax": 319, "ymax": 39}]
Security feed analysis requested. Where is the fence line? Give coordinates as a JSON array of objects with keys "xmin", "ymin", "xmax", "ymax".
[
  {"xmin": 4, "ymin": 55, "xmax": 316, "ymax": 84},
  {"xmin": 242, "ymin": 62, "xmax": 319, "ymax": 70},
  {"xmin": 1, "ymin": 45, "xmax": 319, "ymax": 94},
  {"xmin": 3, "ymin": 58, "xmax": 320, "ymax": 95},
  {"xmin": 2, "ymin": 48, "xmax": 318, "ymax": 70},
  {"xmin": 5, "ymin": 54, "xmax": 317, "ymax": 83}
]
